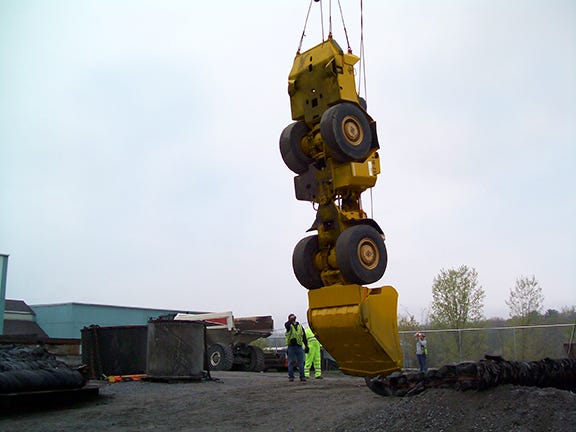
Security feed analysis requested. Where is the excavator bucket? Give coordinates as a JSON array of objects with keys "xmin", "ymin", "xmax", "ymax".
[{"xmin": 307, "ymin": 284, "xmax": 403, "ymax": 377}]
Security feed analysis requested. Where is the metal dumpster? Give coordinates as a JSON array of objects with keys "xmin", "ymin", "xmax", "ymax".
[
  {"xmin": 146, "ymin": 320, "xmax": 205, "ymax": 381},
  {"xmin": 81, "ymin": 325, "xmax": 148, "ymax": 379}
]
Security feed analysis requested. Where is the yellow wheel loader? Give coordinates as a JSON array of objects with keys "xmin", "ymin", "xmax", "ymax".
[
  {"xmin": 280, "ymin": 36, "xmax": 402, "ymax": 377},
  {"xmin": 278, "ymin": 4, "xmax": 576, "ymax": 395}
]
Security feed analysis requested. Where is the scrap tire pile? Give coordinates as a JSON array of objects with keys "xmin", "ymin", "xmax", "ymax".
[
  {"xmin": 366, "ymin": 355, "xmax": 576, "ymax": 397},
  {"xmin": 0, "ymin": 345, "xmax": 87, "ymax": 394}
]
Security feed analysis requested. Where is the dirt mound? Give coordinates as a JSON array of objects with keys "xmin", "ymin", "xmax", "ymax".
[{"xmin": 337, "ymin": 385, "xmax": 576, "ymax": 432}]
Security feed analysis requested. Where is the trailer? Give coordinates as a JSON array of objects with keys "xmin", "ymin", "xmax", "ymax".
[{"xmin": 174, "ymin": 312, "xmax": 273, "ymax": 372}]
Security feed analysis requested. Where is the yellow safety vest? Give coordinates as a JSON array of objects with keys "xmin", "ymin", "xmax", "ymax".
[{"xmin": 286, "ymin": 323, "xmax": 304, "ymax": 346}]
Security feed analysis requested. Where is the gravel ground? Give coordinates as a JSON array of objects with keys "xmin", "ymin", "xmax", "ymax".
[{"xmin": 1, "ymin": 370, "xmax": 575, "ymax": 432}]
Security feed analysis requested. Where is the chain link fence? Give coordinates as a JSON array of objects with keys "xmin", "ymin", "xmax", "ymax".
[
  {"xmin": 264, "ymin": 323, "xmax": 576, "ymax": 372},
  {"xmin": 400, "ymin": 323, "xmax": 576, "ymax": 370}
]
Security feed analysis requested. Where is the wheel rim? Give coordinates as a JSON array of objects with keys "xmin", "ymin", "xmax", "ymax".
[
  {"xmin": 341, "ymin": 115, "xmax": 364, "ymax": 146},
  {"xmin": 357, "ymin": 238, "xmax": 379, "ymax": 270},
  {"xmin": 211, "ymin": 352, "xmax": 221, "ymax": 366}
]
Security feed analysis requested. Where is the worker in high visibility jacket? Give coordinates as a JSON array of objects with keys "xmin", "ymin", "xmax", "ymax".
[
  {"xmin": 304, "ymin": 327, "xmax": 323, "ymax": 379},
  {"xmin": 285, "ymin": 313, "xmax": 308, "ymax": 382}
]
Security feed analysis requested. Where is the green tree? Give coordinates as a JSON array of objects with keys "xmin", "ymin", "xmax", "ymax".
[
  {"xmin": 505, "ymin": 275, "xmax": 544, "ymax": 323},
  {"xmin": 430, "ymin": 265, "xmax": 485, "ymax": 328},
  {"xmin": 560, "ymin": 305, "xmax": 576, "ymax": 321},
  {"xmin": 398, "ymin": 312, "xmax": 420, "ymax": 331},
  {"xmin": 429, "ymin": 266, "xmax": 486, "ymax": 364}
]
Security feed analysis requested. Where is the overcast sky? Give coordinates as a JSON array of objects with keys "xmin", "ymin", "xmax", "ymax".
[{"xmin": 1, "ymin": 0, "xmax": 574, "ymax": 329}]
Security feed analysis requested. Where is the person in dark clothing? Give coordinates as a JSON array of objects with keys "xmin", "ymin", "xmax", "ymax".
[{"xmin": 285, "ymin": 313, "xmax": 309, "ymax": 382}]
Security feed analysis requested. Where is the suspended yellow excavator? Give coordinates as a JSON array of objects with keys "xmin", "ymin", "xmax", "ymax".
[{"xmin": 279, "ymin": 34, "xmax": 403, "ymax": 377}]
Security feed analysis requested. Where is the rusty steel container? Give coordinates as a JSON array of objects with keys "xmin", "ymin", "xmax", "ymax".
[
  {"xmin": 81, "ymin": 325, "xmax": 148, "ymax": 379},
  {"xmin": 146, "ymin": 320, "xmax": 205, "ymax": 380}
]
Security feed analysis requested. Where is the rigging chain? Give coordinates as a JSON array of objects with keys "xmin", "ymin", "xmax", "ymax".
[{"xmin": 296, "ymin": 1, "xmax": 369, "ymax": 102}]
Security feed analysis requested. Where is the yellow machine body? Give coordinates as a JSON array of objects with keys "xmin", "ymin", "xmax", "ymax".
[
  {"xmin": 331, "ymin": 153, "xmax": 380, "ymax": 190},
  {"xmin": 288, "ymin": 39, "xmax": 360, "ymax": 125},
  {"xmin": 282, "ymin": 33, "xmax": 403, "ymax": 378},
  {"xmin": 308, "ymin": 284, "xmax": 402, "ymax": 376}
]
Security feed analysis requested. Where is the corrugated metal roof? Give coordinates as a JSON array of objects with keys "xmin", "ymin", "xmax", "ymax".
[
  {"xmin": 4, "ymin": 299, "xmax": 35, "ymax": 314},
  {"xmin": 29, "ymin": 301, "xmax": 205, "ymax": 314},
  {"xmin": 2, "ymin": 319, "xmax": 48, "ymax": 338}
]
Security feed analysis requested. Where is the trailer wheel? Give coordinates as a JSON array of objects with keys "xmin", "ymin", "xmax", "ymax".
[
  {"xmin": 292, "ymin": 235, "xmax": 324, "ymax": 290},
  {"xmin": 280, "ymin": 121, "xmax": 313, "ymax": 174},
  {"xmin": 208, "ymin": 344, "xmax": 234, "ymax": 371},
  {"xmin": 320, "ymin": 102, "xmax": 372, "ymax": 163},
  {"xmin": 336, "ymin": 225, "xmax": 387, "ymax": 285},
  {"xmin": 244, "ymin": 346, "xmax": 266, "ymax": 372}
]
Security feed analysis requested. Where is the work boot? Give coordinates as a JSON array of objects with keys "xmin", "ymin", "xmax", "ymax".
[
  {"xmin": 300, "ymin": 377, "xmax": 306, "ymax": 382},
  {"xmin": 289, "ymin": 377, "xmax": 294, "ymax": 382},
  {"xmin": 315, "ymin": 376, "xmax": 323, "ymax": 379}
]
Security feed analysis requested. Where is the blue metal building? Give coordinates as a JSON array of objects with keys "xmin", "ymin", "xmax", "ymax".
[{"xmin": 31, "ymin": 303, "xmax": 205, "ymax": 339}]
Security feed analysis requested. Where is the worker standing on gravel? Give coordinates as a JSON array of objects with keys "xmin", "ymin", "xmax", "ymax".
[
  {"xmin": 285, "ymin": 313, "xmax": 308, "ymax": 382},
  {"xmin": 415, "ymin": 332, "xmax": 428, "ymax": 372},
  {"xmin": 304, "ymin": 327, "xmax": 323, "ymax": 379}
]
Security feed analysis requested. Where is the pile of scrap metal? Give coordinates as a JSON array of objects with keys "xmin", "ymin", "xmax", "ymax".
[
  {"xmin": 365, "ymin": 355, "xmax": 576, "ymax": 397},
  {"xmin": 0, "ymin": 345, "xmax": 87, "ymax": 394}
]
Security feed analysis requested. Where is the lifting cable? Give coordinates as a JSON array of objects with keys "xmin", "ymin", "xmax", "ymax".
[
  {"xmin": 319, "ymin": 0, "xmax": 325, "ymax": 42},
  {"xmin": 336, "ymin": 0, "xmax": 352, "ymax": 53},
  {"xmin": 330, "ymin": 0, "xmax": 369, "ymax": 99},
  {"xmin": 356, "ymin": 0, "xmax": 372, "ymax": 219},
  {"xmin": 297, "ymin": 0, "xmax": 314, "ymax": 54},
  {"xmin": 358, "ymin": 0, "xmax": 368, "ymax": 101},
  {"xmin": 328, "ymin": 0, "xmax": 333, "ymax": 37},
  {"xmin": 297, "ymin": 0, "xmax": 373, "ymax": 215},
  {"xmin": 369, "ymin": 187, "xmax": 374, "ymax": 219},
  {"xmin": 298, "ymin": 0, "xmax": 354, "ymax": 54}
]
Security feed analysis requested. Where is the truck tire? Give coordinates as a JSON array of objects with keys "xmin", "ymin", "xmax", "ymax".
[
  {"xmin": 320, "ymin": 102, "xmax": 372, "ymax": 163},
  {"xmin": 292, "ymin": 235, "xmax": 324, "ymax": 290},
  {"xmin": 280, "ymin": 121, "xmax": 313, "ymax": 174},
  {"xmin": 365, "ymin": 376, "xmax": 392, "ymax": 396},
  {"xmin": 208, "ymin": 344, "xmax": 234, "ymax": 371},
  {"xmin": 336, "ymin": 224, "xmax": 387, "ymax": 285},
  {"xmin": 244, "ymin": 346, "xmax": 266, "ymax": 372}
]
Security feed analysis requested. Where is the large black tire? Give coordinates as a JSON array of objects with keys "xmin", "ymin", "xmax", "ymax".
[
  {"xmin": 207, "ymin": 344, "xmax": 234, "ymax": 371},
  {"xmin": 320, "ymin": 102, "xmax": 372, "ymax": 163},
  {"xmin": 336, "ymin": 224, "xmax": 387, "ymax": 285},
  {"xmin": 244, "ymin": 346, "xmax": 266, "ymax": 372},
  {"xmin": 292, "ymin": 235, "xmax": 324, "ymax": 290},
  {"xmin": 280, "ymin": 121, "xmax": 313, "ymax": 174},
  {"xmin": 365, "ymin": 376, "xmax": 392, "ymax": 396}
]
